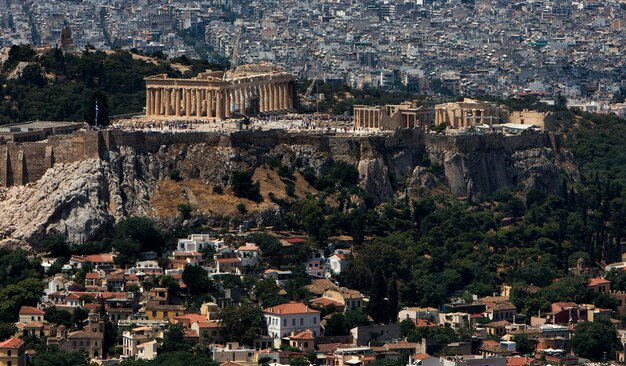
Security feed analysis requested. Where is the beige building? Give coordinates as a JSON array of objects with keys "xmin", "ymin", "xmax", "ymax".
[
  {"xmin": 0, "ymin": 338, "xmax": 25, "ymax": 366},
  {"xmin": 508, "ymin": 109, "xmax": 550, "ymax": 130},
  {"xmin": 144, "ymin": 63, "xmax": 295, "ymax": 120},
  {"xmin": 122, "ymin": 326, "xmax": 158, "ymax": 360},
  {"xmin": 353, "ymin": 101, "xmax": 433, "ymax": 130},
  {"xmin": 435, "ymin": 98, "xmax": 509, "ymax": 128},
  {"xmin": 48, "ymin": 310, "xmax": 104, "ymax": 359}
]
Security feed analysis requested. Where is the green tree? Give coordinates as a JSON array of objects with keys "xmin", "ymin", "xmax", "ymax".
[
  {"xmin": 571, "ymin": 319, "xmax": 619, "ymax": 360},
  {"xmin": 324, "ymin": 313, "xmax": 348, "ymax": 336},
  {"xmin": 182, "ymin": 265, "xmax": 214, "ymax": 295},
  {"xmin": 161, "ymin": 324, "xmax": 189, "ymax": 353},
  {"xmin": 368, "ymin": 268, "xmax": 388, "ymax": 324},
  {"xmin": 0, "ymin": 323, "xmax": 17, "ymax": 341},
  {"xmin": 85, "ymin": 91, "xmax": 110, "ymax": 126},
  {"xmin": 388, "ymin": 273, "xmax": 399, "ymax": 323},
  {"xmin": 220, "ymin": 302, "xmax": 266, "ymax": 346},
  {"xmin": 512, "ymin": 334, "xmax": 534, "ymax": 355},
  {"xmin": 231, "ymin": 170, "xmax": 261, "ymax": 202}
]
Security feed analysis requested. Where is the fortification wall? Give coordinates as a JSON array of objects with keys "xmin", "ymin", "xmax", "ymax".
[{"xmin": 0, "ymin": 128, "xmax": 558, "ymax": 188}]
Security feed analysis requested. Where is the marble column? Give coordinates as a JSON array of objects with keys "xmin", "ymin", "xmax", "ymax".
[
  {"xmin": 216, "ymin": 90, "xmax": 223, "ymax": 120},
  {"xmin": 195, "ymin": 89, "xmax": 201, "ymax": 117},
  {"xmin": 164, "ymin": 89, "xmax": 171, "ymax": 116},
  {"xmin": 207, "ymin": 90, "xmax": 214, "ymax": 118},
  {"xmin": 146, "ymin": 88, "xmax": 152, "ymax": 116},
  {"xmin": 184, "ymin": 89, "xmax": 190, "ymax": 117},
  {"xmin": 225, "ymin": 90, "xmax": 231, "ymax": 118}
]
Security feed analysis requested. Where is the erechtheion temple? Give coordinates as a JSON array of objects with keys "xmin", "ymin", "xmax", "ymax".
[
  {"xmin": 434, "ymin": 98, "xmax": 510, "ymax": 128},
  {"xmin": 144, "ymin": 63, "xmax": 295, "ymax": 120},
  {"xmin": 353, "ymin": 101, "xmax": 434, "ymax": 130}
]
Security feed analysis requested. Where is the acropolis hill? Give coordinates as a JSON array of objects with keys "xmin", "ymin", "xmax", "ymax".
[{"xmin": 0, "ymin": 126, "xmax": 576, "ymax": 248}]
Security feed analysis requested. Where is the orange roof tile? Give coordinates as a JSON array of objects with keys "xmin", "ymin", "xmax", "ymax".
[
  {"xmin": 0, "ymin": 337, "xmax": 23, "ymax": 349},
  {"xmin": 263, "ymin": 302, "xmax": 320, "ymax": 315},
  {"xmin": 19, "ymin": 306, "xmax": 45, "ymax": 315}
]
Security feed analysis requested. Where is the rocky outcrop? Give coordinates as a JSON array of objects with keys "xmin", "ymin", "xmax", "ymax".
[{"xmin": 0, "ymin": 129, "xmax": 577, "ymax": 248}]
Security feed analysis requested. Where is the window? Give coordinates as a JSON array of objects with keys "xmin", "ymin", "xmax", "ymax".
[
  {"xmin": 7, "ymin": 350, "xmax": 11, "ymax": 356},
  {"xmin": 292, "ymin": 319, "xmax": 296, "ymax": 326},
  {"xmin": 300, "ymin": 318, "xmax": 304, "ymax": 325},
  {"xmin": 8, "ymin": 361, "xmax": 12, "ymax": 366},
  {"xmin": 283, "ymin": 319, "xmax": 287, "ymax": 326}
]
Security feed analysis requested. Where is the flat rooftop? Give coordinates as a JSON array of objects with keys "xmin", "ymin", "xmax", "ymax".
[{"xmin": 0, "ymin": 121, "xmax": 84, "ymax": 133}]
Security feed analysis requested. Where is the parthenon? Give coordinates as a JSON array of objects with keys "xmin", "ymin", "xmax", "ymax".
[{"xmin": 144, "ymin": 63, "xmax": 295, "ymax": 120}]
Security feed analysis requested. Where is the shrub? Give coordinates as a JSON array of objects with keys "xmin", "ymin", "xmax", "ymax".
[
  {"xmin": 213, "ymin": 184, "xmax": 224, "ymax": 194},
  {"xmin": 236, "ymin": 203, "xmax": 247, "ymax": 214},
  {"xmin": 231, "ymin": 170, "xmax": 262, "ymax": 202},
  {"xmin": 178, "ymin": 204, "xmax": 192, "ymax": 219},
  {"xmin": 169, "ymin": 169, "xmax": 182, "ymax": 181}
]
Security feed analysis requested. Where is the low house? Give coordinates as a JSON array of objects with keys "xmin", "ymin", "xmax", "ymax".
[
  {"xmin": 398, "ymin": 307, "xmax": 439, "ymax": 323},
  {"xmin": 145, "ymin": 303, "xmax": 185, "ymax": 322},
  {"xmin": 237, "ymin": 244, "xmax": 260, "ymax": 267},
  {"xmin": 350, "ymin": 324, "xmax": 401, "ymax": 346},
  {"xmin": 289, "ymin": 330, "xmax": 315, "ymax": 352},
  {"xmin": 122, "ymin": 327, "xmax": 159, "ymax": 360},
  {"xmin": 328, "ymin": 252, "xmax": 351, "ymax": 275},
  {"xmin": 587, "ymin": 278, "xmax": 610, "ymax": 294},
  {"xmin": 216, "ymin": 257, "xmax": 242, "ymax": 274},
  {"xmin": 18, "ymin": 306, "xmax": 45, "ymax": 324},
  {"xmin": 484, "ymin": 301, "xmax": 516, "ymax": 323}
]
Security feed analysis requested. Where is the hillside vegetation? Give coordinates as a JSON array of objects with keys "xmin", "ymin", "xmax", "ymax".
[{"xmin": 0, "ymin": 45, "xmax": 226, "ymax": 124}]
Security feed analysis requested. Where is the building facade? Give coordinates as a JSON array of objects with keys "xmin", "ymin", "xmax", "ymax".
[
  {"xmin": 435, "ymin": 99, "xmax": 509, "ymax": 128},
  {"xmin": 353, "ymin": 101, "xmax": 433, "ymax": 130},
  {"xmin": 263, "ymin": 302, "xmax": 321, "ymax": 339},
  {"xmin": 144, "ymin": 63, "xmax": 295, "ymax": 120}
]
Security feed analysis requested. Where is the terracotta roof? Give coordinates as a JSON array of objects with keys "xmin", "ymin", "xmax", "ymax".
[
  {"xmin": 197, "ymin": 321, "xmax": 222, "ymax": 328},
  {"xmin": 589, "ymin": 278, "xmax": 610, "ymax": 286},
  {"xmin": 507, "ymin": 356, "xmax": 533, "ymax": 366},
  {"xmin": 310, "ymin": 297, "xmax": 345, "ymax": 308},
  {"xmin": 413, "ymin": 319, "xmax": 438, "ymax": 327},
  {"xmin": 485, "ymin": 320, "xmax": 511, "ymax": 328},
  {"xmin": 175, "ymin": 314, "xmax": 207, "ymax": 323},
  {"xmin": 289, "ymin": 330, "xmax": 314, "ymax": 340},
  {"xmin": 305, "ymin": 279, "xmax": 340, "ymax": 295},
  {"xmin": 216, "ymin": 257, "xmax": 241, "ymax": 263},
  {"xmin": 487, "ymin": 301, "xmax": 517, "ymax": 311},
  {"xmin": 20, "ymin": 306, "xmax": 45, "ymax": 315},
  {"xmin": 85, "ymin": 254, "xmax": 115, "ymax": 263},
  {"xmin": 220, "ymin": 362, "xmax": 247, "ymax": 366},
  {"xmin": 263, "ymin": 302, "xmax": 320, "ymax": 315},
  {"xmin": 85, "ymin": 273, "xmax": 100, "ymax": 279},
  {"xmin": 0, "ymin": 337, "xmax": 23, "ymax": 349},
  {"xmin": 68, "ymin": 330, "xmax": 104, "ymax": 339}
]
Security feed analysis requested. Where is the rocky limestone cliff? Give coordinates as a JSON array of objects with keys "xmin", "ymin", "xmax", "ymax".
[{"xmin": 0, "ymin": 129, "xmax": 577, "ymax": 248}]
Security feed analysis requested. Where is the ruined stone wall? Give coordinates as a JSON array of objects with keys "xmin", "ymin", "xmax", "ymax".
[{"xmin": 0, "ymin": 128, "xmax": 562, "ymax": 192}]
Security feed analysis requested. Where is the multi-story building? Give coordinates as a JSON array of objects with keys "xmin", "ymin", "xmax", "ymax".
[
  {"xmin": 0, "ymin": 338, "xmax": 25, "ymax": 366},
  {"xmin": 263, "ymin": 302, "xmax": 321, "ymax": 340}
]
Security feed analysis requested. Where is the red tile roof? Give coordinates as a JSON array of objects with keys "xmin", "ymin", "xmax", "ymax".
[
  {"xmin": 589, "ymin": 278, "xmax": 610, "ymax": 286},
  {"xmin": 264, "ymin": 302, "xmax": 320, "ymax": 315},
  {"xmin": 0, "ymin": 337, "xmax": 24, "ymax": 349},
  {"xmin": 217, "ymin": 257, "xmax": 241, "ymax": 263},
  {"xmin": 19, "ymin": 306, "xmax": 45, "ymax": 315},
  {"xmin": 85, "ymin": 254, "xmax": 115, "ymax": 263}
]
